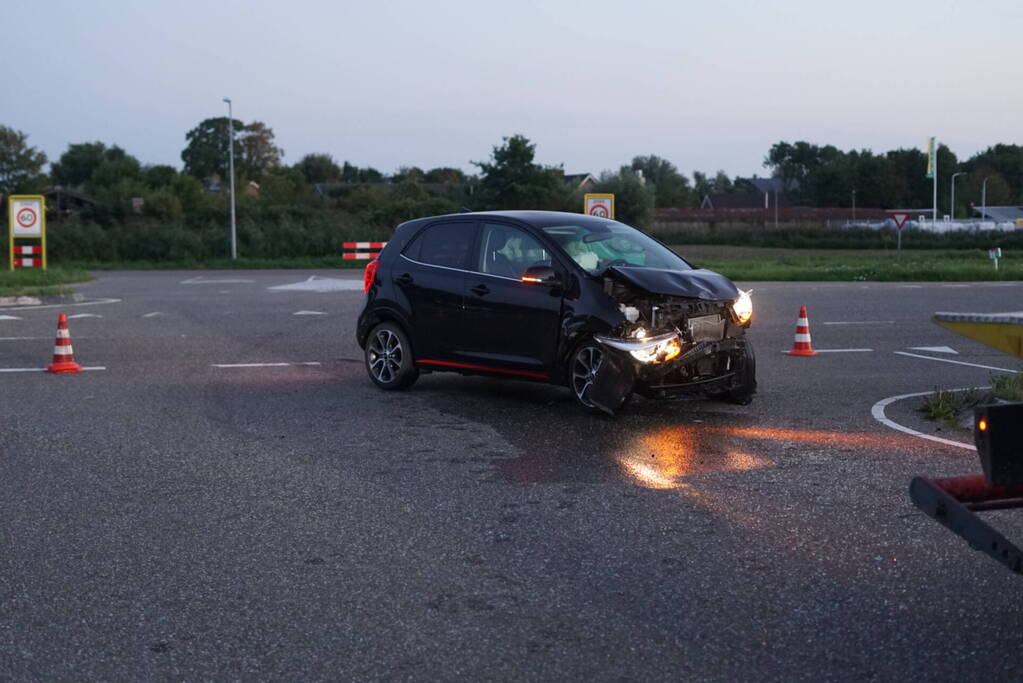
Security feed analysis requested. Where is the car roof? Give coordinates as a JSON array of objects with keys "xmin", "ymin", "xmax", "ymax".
[{"xmin": 402, "ymin": 210, "xmax": 620, "ymax": 229}]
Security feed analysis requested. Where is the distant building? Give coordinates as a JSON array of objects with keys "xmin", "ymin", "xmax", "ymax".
[
  {"xmin": 973, "ymin": 206, "xmax": 1023, "ymax": 222},
  {"xmin": 44, "ymin": 187, "xmax": 98, "ymax": 218},
  {"xmin": 563, "ymin": 173, "xmax": 598, "ymax": 192}
]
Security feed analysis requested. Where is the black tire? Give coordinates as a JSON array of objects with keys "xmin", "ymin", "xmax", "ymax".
[
  {"xmin": 365, "ymin": 322, "xmax": 419, "ymax": 390},
  {"xmin": 568, "ymin": 339, "xmax": 627, "ymax": 414},
  {"xmin": 712, "ymin": 340, "xmax": 757, "ymax": 405}
]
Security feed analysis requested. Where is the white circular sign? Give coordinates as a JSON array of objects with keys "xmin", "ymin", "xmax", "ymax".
[{"xmin": 16, "ymin": 207, "xmax": 37, "ymax": 228}]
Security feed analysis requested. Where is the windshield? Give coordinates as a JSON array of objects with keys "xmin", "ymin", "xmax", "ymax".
[{"xmin": 541, "ymin": 220, "xmax": 692, "ymax": 275}]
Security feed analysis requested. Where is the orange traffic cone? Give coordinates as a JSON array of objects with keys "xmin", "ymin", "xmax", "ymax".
[
  {"xmin": 47, "ymin": 313, "xmax": 82, "ymax": 373},
  {"xmin": 787, "ymin": 305, "xmax": 818, "ymax": 356}
]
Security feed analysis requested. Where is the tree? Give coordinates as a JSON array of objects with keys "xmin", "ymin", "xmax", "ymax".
[
  {"xmin": 593, "ymin": 167, "xmax": 656, "ymax": 229},
  {"xmin": 963, "ymin": 144, "xmax": 1023, "ymax": 205},
  {"xmin": 424, "ymin": 167, "xmax": 466, "ymax": 184},
  {"xmin": 341, "ymin": 162, "xmax": 383, "ymax": 183},
  {"xmin": 143, "ymin": 164, "xmax": 178, "ymax": 188},
  {"xmin": 630, "ymin": 155, "xmax": 691, "ymax": 208},
  {"xmin": 0, "ymin": 125, "xmax": 48, "ymax": 195},
  {"xmin": 238, "ymin": 121, "xmax": 283, "ymax": 178},
  {"xmin": 294, "ymin": 153, "xmax": 342, "ymax": 184},
  {"xmin": 473, "ymin": 134, "xmax": 566, "ymax": 210},
  {"xmin": 181, "ymin": 117, "xmax": 244, "ymax": 180},
  {"xmin": 391, "ymin": 166, "xmax": 424, "ymax": 183},
  {"xmin": 51, "ymin": 141, "xmax": 107, "ymax": 187}
]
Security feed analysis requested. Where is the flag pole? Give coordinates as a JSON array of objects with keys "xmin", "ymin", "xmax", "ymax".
[{"xmin": 931, "ymin": 138, "xmax": 938, "ymax": 222}]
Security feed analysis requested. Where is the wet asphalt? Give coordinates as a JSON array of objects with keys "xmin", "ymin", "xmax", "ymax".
[{"xmin": 2, "ymin": 270, "xmax": 1022, "ymax": 681}]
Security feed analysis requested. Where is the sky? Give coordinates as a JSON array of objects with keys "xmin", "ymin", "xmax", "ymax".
[{"xmin": 2, "ymin": 0, "xmax": 1020, "ymax": 179}]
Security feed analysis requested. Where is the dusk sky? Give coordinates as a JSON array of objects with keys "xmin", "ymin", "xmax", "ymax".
[{"xmin": 3, "ymin": 0, "xmax": 1019, "ymax": 178}]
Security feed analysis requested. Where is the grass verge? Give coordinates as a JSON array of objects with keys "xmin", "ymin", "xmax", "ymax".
[
  {"xmin": 70, "ymin": 256, "xmax": 367, "ymax": 271},
  {"xmin": 674, "ymin": 246, "xmax": 1023, "ymax": 281},
  {"xmin": 919, "ymin": 387, "xmax": 984, "ymax": 431},
  {"xmin": 0, "ymin": 267, "xmax": 93, "ymax": 296}
]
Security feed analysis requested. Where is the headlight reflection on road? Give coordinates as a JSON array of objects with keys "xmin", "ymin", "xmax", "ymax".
[
  {"xmin": 615, "ymin": 424, "xmax": 904, "ymax": 490},
  {"xmin": 616, "ymin": 425, "xmax": 773, "ymax": 489}
]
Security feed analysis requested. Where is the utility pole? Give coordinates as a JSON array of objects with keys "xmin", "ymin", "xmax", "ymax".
[
  {"xmin": 851, "ymin": 189, "xmax": 856, "ymax": 222},
  {"xmin": 950, "ymin": 172, "xmax": 964, "ymax": 220},
  {"xmin": 982, "ymin": 176, "xmax": 989, "ymax": 223},
  {"xmin": 223, "ymin": 97, "xmax": 237, "ymax": 260}
]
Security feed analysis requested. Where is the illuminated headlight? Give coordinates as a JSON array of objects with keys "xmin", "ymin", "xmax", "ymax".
[
  {"xmin": 731, "ymin": 289, "xmax": 753, "ymax": 326},
  {"xmin": 595, "ymin": 332, "xmax": 683, "ymax": 364}
]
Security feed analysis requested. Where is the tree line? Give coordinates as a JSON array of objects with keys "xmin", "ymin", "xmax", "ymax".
[{"xmin": 1, "ymin": 117, "xmax": 1020, "ymax": 258}]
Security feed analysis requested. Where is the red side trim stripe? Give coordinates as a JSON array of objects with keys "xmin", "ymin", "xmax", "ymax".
[{"xmin": 417, "ymin": 359, "xmax": 549, "ymax": 379}]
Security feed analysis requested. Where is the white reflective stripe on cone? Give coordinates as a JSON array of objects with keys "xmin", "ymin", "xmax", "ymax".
[{"xmin": 794, "ymin": 334, "xmax": 812, "ymax": 342}]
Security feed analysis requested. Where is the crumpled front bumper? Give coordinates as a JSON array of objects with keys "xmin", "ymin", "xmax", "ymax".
[{"xmin": 588, "ymin": 336, "xmax": 750, "ymax": 414}]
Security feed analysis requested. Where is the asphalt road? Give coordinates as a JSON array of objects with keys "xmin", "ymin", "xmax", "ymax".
[{"xmin": 2, "ymin": 270, "xmax": 1022, "ymax": 681}]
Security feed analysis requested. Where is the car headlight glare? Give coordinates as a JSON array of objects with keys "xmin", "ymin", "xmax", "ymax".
[
  {"xmin": 629, "ymin": 335, "xmax": 682, "ymax": 364},
  {"xmin": 595, "ymin": 332, "xmax": 683, "ymax": 364},
  {"xmin": 732, "ymin": 289, "xmax": 753, "ymax": 325}
]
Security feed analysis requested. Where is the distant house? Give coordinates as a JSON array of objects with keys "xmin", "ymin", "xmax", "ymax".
[
  {"xmin": 973, "ymin": 206, "xmax": 1023, "ymax": 222},
  {"xmin": 44, "ymin": 187, "xmax": 97, "ymax": 218},
  {"xmin": 563, "ymin": 173, "xmax": 598, "ymax": 192}
]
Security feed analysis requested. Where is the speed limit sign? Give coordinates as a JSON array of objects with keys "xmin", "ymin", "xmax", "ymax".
[
  {"xmin": 583, "ymin": 193, "xmax": 615, "ymax": 219},
  {"xmin": 8, "ymin": 195, "xmax": 47, "ymax": 270},
  {"xmin": 10, "ymin": 196, "xmax": 43, "ymax": 237}
]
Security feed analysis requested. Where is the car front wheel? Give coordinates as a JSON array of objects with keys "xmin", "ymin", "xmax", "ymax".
[
  {"xmin": 569, "ymin": 340, "xmax": 607, "ymax": 412},
  {"xmin": 365, "ymin": 322, "xmax": 419, "ymax": 390}
]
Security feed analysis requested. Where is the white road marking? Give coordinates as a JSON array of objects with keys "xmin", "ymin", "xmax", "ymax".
[
  {"xmin": 781, "ymin": 348, "xmax": 873, "ymax": 353},
  {"xmin": 293, "ymin": 310, "xmax": 328, "ymax": 316},
  {"xmin": 871, "ymin": 389, "xmax": 978, "ymax": 451},
  {"xmin": 942, "ymin": 284, "xmax": 971, "ymax": 288},
  {"xmin": 0, "ymin": 366, "xmax": 107, "ymax": 373},
  {"xmin": 821, "ymin": 321, "xmax": 895, "ymax": 325},
  {"xmin": 211, "ymin": 362, "xmax": 323, "ymax": 368},
  {"xmin": 0, "ymin": 315, "xmax": 22, "ymax": 320},
  {"xmin": 897, "ymin": 285, "xmax": 923, "ymax": 288},
  {"xmin": 908, "ymin": 345, "xmax": 958, "ymax": 354},
  {"xmin": 181, "ymin": 276, "xmax": 255, "ymax": 284},
  {"xmin": 142, "ymin": 312, "xmax": 163, "ymax": 318},
  {"xmin": 67, "ymin": 313, "xmax": 102, "ymax": 319},
  {"xmin": 4, "ymin": 297, "xmax": 121, "ymax": 311},
  {"xmin": 268, "ymin": 276, "xmax": 363, "ymax": 293},
  {"xmin": 894, "ymin": 351, "xmax": 1019, "ymax": 373},
  {"xmin": 816, "ymin": 348, "xmax": 874, "ymax": 352}
]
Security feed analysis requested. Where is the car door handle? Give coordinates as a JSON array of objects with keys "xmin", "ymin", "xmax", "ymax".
[
  {"xmin": 470, "ymin": 284, "xmax": 490, "ymax": 296},
  {"xmin": 396, "ymin": 273, "xmax": 414, "ymax": 286}
]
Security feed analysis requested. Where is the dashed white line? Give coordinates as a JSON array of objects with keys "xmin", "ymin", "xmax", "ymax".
[
  {"xmin": 871, "ymin": 389, "xmax": 978, "ymax": 451},
  {"xmin": 293, "ymin": 310, "xmax": 328, "ymax": 316},
  {"xmin": 0, "ymin": 315, "xmax": 22, "ymax": 320},
  {"xmin": 181, "ymin": 277, "xmax": 255, "ymax": 284},
  {"xmin": 781, "ymin": 348, "xmax": 874, "ymax": 353},
  {"xmin": 67, "ymin": 313, "xmax": 102, "ymax": 319},
  {"xmin": 142, "ymin": 312, "xmax": 163, "ymax": 318},
  {"xmin": 893, "ymin": 351, "xmax": 1019, "ymax": 373},
  {"xmin": 5, "ymin": 297, "xmax": 121, "ymax": 311},
  {"xmin": 0, "ymin": 366, "xmax": 107, "ymax": 373},
  {"xmin": 211, "ymin": 362, "xmax": 323, "ymax": 368},
  {"xmin": 821, "ymin": 321, "xmax": 894, "ymax": 326}
]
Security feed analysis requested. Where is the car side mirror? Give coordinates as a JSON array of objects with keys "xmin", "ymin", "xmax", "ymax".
[{"xmin": 521, "ymin": 265, "xmax": 561, "ymax": 287}]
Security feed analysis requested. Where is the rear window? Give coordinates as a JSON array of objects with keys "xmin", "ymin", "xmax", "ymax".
[{"xmin": 404, "ymin": 222, "xmax": 474, "ymax": 269}]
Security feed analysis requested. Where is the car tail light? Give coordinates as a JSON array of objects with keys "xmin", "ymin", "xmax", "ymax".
[{"xmin": 363, "ymin": 259, "xmax": 380, "ymax": 293}]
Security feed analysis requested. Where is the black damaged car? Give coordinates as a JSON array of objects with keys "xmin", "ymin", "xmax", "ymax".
[{"xmin": 356, "ymin": 211, "xmax": 755, "ymax": 415}]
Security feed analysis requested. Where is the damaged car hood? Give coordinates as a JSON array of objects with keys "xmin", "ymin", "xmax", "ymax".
[{"xmin": 606, "ymin": 266, "xmax": 739, "ymax": 300}]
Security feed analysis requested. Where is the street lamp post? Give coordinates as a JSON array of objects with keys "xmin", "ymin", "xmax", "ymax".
[
  {"xmin": 950, "ymin": 172, "xmax": 964, "ymax": 221},
  {"xmin": 223, "ymin": 97, "xmax": 237, "ymax": 260},
  {"xmin": 851, "ymin": 189, "xmax": 856, "ymax": 222},
  {"xmin": 982, "ymin": 176, "xmax": 989, "ymax": 223}
]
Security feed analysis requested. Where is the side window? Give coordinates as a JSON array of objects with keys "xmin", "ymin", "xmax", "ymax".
[
  {"xmin": 477, "ymin": 223, "xmax": 551, "ymax": 279},
  {"xmin": 404, "ymin": 222, "xmax": 474, "ymax": 269}
]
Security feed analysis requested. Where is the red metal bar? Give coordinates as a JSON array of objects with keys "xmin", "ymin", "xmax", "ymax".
[{"xmin": 930, "ymin": 474, "xmax": 1023, "ymax": 504}]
